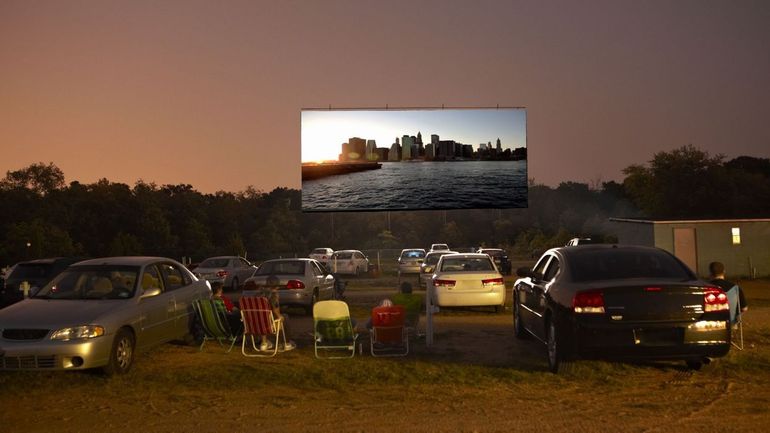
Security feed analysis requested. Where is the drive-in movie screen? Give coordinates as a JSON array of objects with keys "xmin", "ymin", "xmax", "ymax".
[{"xmin": 301, "ymin": 108, "xmax": 527, "ymax": 212}]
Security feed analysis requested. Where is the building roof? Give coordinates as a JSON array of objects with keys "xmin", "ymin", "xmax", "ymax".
[{"xmin": 610, "ymin": 217, "xmax": 770, "ymax": 224}]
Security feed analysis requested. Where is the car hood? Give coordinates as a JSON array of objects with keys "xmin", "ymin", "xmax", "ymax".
[{"xmin": 0, "ymin": 298, "xmax": 128, "ymax": 329}]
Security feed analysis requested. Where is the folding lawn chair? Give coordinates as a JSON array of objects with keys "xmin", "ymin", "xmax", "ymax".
[
  {"xmin": 313, "ymin": 300, "xmax": 358, "ymax": 359},
  {"xmin": 726, "ymin": 285, "xmax": 744, "ymax": 350},
  {"xmin": 393, "ymin": 292, "xmax": 423, "ymax": 338},
  {"xmin": 239, "ymin": 296, "xmax": 289, "ymax": 357},
  {"xmin": 192, "ymin": 299, "xmax": 239, "ymax": 353},
  {"xmin": 370, "ymin": 305, "xmax": 409, "ymax": 357}
]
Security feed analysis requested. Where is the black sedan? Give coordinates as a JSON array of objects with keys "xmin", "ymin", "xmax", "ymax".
[{"xmin": 513, "ymin": 244, "xmax": 731, "ymax": 372}]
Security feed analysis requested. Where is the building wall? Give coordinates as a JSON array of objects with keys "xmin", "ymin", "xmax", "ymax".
[{"xmin": 613, "ymin": 219, "xmax": 770, "ymax": 278}]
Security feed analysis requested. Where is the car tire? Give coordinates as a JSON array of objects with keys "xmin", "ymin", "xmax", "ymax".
[
  {"xmin": 686, "ymin": 360, "xmax": 703, "ymax": 371},
  {"xmin": 103, "ymin": 328, "xmax": 135, "ymax": 376},
  {"xmin": 231, "ymin": 277, "xmax": 239, "ymax": 292},
  {"xmin": 547, "ymin": 319, "xmax": 564, "ymax": 374},
  {"xmin": 513, "ymin": 298, "xmax": 528, "ymax": 339}
]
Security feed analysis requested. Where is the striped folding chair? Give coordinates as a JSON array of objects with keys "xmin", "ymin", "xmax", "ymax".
[
  {"xmin": 239, "ymin": 296, "xmax": 287, "ymax": 357},
  {"xmin": 192, "ymin": 299, "xmax": 238, "ymax": 353}
]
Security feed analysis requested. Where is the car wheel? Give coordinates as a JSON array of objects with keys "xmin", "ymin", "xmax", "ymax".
[
  {"xmin": 513, "ymin": 298, "xmax": 528, "ymax": 339},
  {"xmin": 231, "ymin": 277, "xmax": 239, "ymax": 292},
  {"xmin": 686, "ymin": 360, "xmax": 703, "ymax": 371},
  {"xmin": 103, "ymin": 328, "xmax": 135, "ymax": 376},
  {"xmin": 547, "ymin": 319, "xmax": 563, "ymax": 374}
]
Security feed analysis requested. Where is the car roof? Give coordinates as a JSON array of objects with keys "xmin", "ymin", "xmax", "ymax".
[
  {"xmin": 439, "ymin": 253, "xmax": 490, "ymax": 259},
  {"xmin": 202, "ymin": 255, "xmax": 242, "ymax": 260},
  {"xmin": 71, "ymin": 256, "xmax": 180, "ymax": 267},
  {"xmin": 261, "ymin": 258, "xmax": 315, "ymax": 263},
  {"xmin": 333, "ymin": 249, "xmax": 362, "ymax": 253}
]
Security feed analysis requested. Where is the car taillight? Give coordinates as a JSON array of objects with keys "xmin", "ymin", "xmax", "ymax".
[
  {"xmin": 482, "ymin": 277, "xmax": 504, "ymax": 286},
  {"xmin": 434, "ymin": 279, "xmax": 455, "ymax": 288},
  {"xmin": 286, "ymin": 280, "xmax": 305, "ymax": 289},
  {"xmin": 216, "ymin": 270, "xmax": 228, "ymax": 278},
  {"xmin": 704, "ymin": 287, "xmax": 728, "ymax": 312},
  {"xmin": 573, "ymin": 290, "xmax": 605, "ymax": 314}
]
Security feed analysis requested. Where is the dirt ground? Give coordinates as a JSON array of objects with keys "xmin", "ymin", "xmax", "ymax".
[{"xmin": 2, "ymin": 279, "xmax": 770, "ymax": 433}]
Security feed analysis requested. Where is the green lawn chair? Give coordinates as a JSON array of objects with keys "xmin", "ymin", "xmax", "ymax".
[
  {"xmin": 313, "ymin": 300, "xmax": 358, "ymax": 359},
  {"xmin": 192, "ymin": 299, "xmax": 239, "ymax": 353}
]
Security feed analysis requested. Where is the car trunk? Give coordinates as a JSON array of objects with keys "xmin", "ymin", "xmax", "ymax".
[
  {"xmin": 601, "ymin": 283, "xmax": 708, "ymax": 322},
  {"xmin": 442, "ymin": 272, "xmax": 499, "ymax": 292}
]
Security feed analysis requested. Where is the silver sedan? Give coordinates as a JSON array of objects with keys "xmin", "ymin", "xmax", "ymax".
[
  {"xmin": 0, "ymin": 257, "xmax": 210, "ymax": 375},
  {"xmin": 242, "ymin": 258, "xmax": 335, "ymax": 314}
]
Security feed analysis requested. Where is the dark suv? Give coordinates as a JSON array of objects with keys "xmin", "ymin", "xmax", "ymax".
[
  {"xmin": 477, "ymin": 248, "xmax": 512, "ymax": 275},
  {"xmin": 0, "ymin": 257, "xmax": 85, "ymax": 308}
]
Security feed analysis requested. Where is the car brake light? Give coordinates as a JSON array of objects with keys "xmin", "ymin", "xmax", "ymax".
[
  {"xmin": 216, "ymin": 270, "xmax": 228, "ymax": 278},
  {"xmin": 645, "ymin": 287, "xmax": 662, "ymax": 292},
  {"xmin": 704, "ymin": 287, "xmax": 728, "ymax": 312},
  {"xmin": 573, "ymin": 290, "xmax": 605, "ymax": 314},
  {"xmin": 482, "ymin": 277, "xmax": 504, "ymax": 286},
  {"xmin": 434, "ymin": 279, "xmax": 455, "ymax": 288},
  {"xmin": 286, "ymin": 280, "xmax": 305, "ymax": 289}
]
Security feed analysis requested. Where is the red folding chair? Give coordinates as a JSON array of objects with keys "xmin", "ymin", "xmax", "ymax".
[
  {"xmin": 370, "ymin": 305, "xmax": 409, "ymax": 357},
  {"xmin": 239, "ymin": 296, "xmax": 287, "ymax": 357}
]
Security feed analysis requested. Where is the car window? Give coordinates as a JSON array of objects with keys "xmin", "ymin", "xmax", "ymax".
[
  {"xmin": 311, "ymin": 261, "xmax": 325, "ymax": 276},
  {"xmin": 543, "ymin": 257, "xmax": 560, "ymax": 281},
  {"xmin": 532, "ymin": 255, "xmax": 551, "ymax": 278},
  {"xmin": 8, "ymin": 263, "xmax": 53, "ymax": 280},
  {"xmin": 159, "ymin": 263, "xmax": 187, "ymax": 291},
  {"xmin": 402, "ymin": 250, "xmax": 425, "ymax": 259},
  {"xmin": 142, "ymin": 265, "xmax": 165, "ymax": 292},
  {"xmin": 199, "ymin": 258, "xmax": 228, "ymax": 268},
  {"xmin": 440, "ymin": 257, "xmax": 494, "ymax": 272},
  {"xmin": 255, "ymin": 261, "xmax": 305, "ymax": 275},
  {"xmin": 333, "ymin": 252, "xmax": 353, "ymax": 260},
  {"xmin": 568, "ymin": 249, "xmax": 693, "ymax": 282}
]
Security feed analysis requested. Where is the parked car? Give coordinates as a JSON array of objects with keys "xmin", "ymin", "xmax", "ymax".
[
  {"xmin": 0, "ymin": 256, "xmax": 210, "ymax": 374},
  {"xmin": 477, "ymin": 248, "xmax": 512, "ymax": 275},
  {"xmin": 431, "ymin": 253, "xmax": 506, "ymax": 312},
  {"xmin": 309, "ymin": 248, "xmax": 334, "ymax": 267},
  {"xmin": 242, "ymin": 258, "xmax": 335, "ymax": 314},
  {"xmin": 0, "ymin": 257, "xmax": 86, "ymax": 309},
  {"xmin": 419, "ymin": 250, "xmax": 458, "ymax": 287},
  {"xmin": 398, "ymin": 248, "xmax": 426, "ymax": 275},
  {"xmin": 193, "ymin": 256, "xmax": 257, "ymax": 291},
  {"xmin": 513, "ymin": 244, "xmax": 731, "ymax": 373},
  {"xmin": 429, "ymin": 243, "xmax": 450, "ymax": 252},
  {"xmin": 328, "ymin": 250, "xmax": 369, "ymax": 276},
  {"xmin": 566, "ymin": 237, "xmax": 596, "ymax": 246}
]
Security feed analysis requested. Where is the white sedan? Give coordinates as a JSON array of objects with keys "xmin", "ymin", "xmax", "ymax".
[
  {"xmin": 328, "ymin": 250, "xmax": 369, "ymax": 276},
  {"xmin": 431, "ymin": 253, "xmax": 506, "ymax": 312}
]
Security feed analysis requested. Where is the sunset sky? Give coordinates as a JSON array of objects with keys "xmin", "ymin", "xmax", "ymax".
[
  {"xmin": 301, "ymin": 108, "xmax": 526, "ymax": 163},
  {"xmin": 1, "ymin": 0, "xmax": 768, "ymax": 193}
]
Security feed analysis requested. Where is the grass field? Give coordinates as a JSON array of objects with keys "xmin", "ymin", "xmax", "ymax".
[{"xmin": 1, "ymin": 277, "xmax": 769, "ymax": 432}]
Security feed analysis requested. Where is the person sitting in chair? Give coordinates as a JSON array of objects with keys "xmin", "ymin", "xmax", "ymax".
[
  {"xmin": 708, "ymin": 261, "xmax": 748, "ymax": 313},
  {"xmin": 392, "ymin": 282, "xmax": 423, "ymax": 335},
  {"xmin": 254, "ymin": 275, "xmax": 296, "ymax": 351},
  {"xmin": 211, "ymin": 282, "xmax": 242, "ymax": 332}
]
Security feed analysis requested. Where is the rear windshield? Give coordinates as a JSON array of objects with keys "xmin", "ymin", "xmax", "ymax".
[
  {"xmin": 482, "ymin": 250, "xmax": 504, "ymax": 258},
  {"xmin": 568, "ymin": 249, "xmax": 693, "ymax": 282},
  {"xmin": 199, "ymin": 258, "xmax": 229, "ymax": 268},
  {"xmin": 8, "ymin": 264, "xmax": 53, "ymax": 280},
  {"xmin": 311, "ymin": 249, "xmax": 329, "ymax": 254},
  {"xmin": 401, "ymin": 250, "xmax": 425, "ymax": 259},
  {"xmin": 425, "ymin": 253, "xmax": 450, "ymax": 265},
  {"xmin": 439, "ymin": 257, "xmax": 494, "ymax": 272},
  {"xmin": 255, "ymin": 261, "xmax": 305, "ymax": 275}
]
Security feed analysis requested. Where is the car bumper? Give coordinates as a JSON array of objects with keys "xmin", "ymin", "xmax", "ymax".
[
  {"xmin": 0, "ymin": 336, "xmax": 113, "ymax": 370},
  {"xmin": 575, "ymin": 320, "xmax": 731, "ymax": 360},
  {"xmin": 434, "ymin": 288, "xmax": 505, "ymax": 307},
  {"xmin": 278, "ymin": 290, "xmax": 312, "ymax": 307},
  {"xmin": 399, "ymin": 265, "xmax": 421, "ymax": 274}
]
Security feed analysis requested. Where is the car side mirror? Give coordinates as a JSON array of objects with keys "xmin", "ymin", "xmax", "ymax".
[
  {"xmin": 516, "ymin": 267, "xmax": 534, "ymax": 278},
  {"xmin": 140, "ymin": 287, "xmax": 162, "ymax": 299}
]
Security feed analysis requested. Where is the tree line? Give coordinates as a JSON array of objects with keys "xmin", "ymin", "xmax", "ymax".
[{"xmin": 2, "ymin": 145, "xmax": 768, "ymax": 266}]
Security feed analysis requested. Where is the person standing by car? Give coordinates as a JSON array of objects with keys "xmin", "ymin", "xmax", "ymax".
[
  {"xmin": 709, "ymin": 261, "xmax": 748, "ymax": 313},
  {"xmin": 254, "ymin": 275, "xmax": 296, "ymax": 351}
]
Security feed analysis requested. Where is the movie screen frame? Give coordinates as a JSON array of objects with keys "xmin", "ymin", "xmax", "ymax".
[{"xmin": 301, "ymin": 107, "xmax": 527, "ymax": 212}]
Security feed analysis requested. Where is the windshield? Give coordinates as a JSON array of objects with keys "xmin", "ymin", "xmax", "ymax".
[
  {"xmin": 255, "ymin": 261, "xmax": 305, "ymax": 275},
  {"xmin": 425, "ymin": 253, "xmax": 450, "ymax": 265},
  {"xmin": 439, "ymin": 257, "xmax": 494, "ymax": 272},
  {"xmin": 568, "ymin": 249, "xmax": 694, "ymax": 282},
  {"xmin": 34, "ymin": 266, "xmax": 140, "ymax": 300},
  {"xmin": 7, "ymin": 263, "xmax": 53, "ymax": 281},
  {"xmin": 401, "ymin": 250, "xmax": 425, "ymax": 259}
]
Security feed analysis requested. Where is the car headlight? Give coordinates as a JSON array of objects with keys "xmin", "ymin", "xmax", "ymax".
[{"xmin": 50, "ymin": 325, "xmax": 105, "ymax": 341}]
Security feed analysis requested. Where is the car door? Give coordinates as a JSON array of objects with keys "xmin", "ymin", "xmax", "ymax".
[
  {"xmin": 310, "ymin": 260, "xmax": 332, "ymax": 299},
  {"xmin": 532, "ymin": 256, "xmax": 561, "ymax": 341},
  {"xmin": 517, "ymin": 255, "xmax": 552, "ymax": 340},
  {"xmin": 158, "ymin": 262, "xmax": 196, "ymax": 338},
  {"xmin": 236, "ymin": 257, "xmax": 255, "ymax": 282},
  {"xmin": 137, "ymin": 264, "xmax": 176, "ymax": 348}
]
